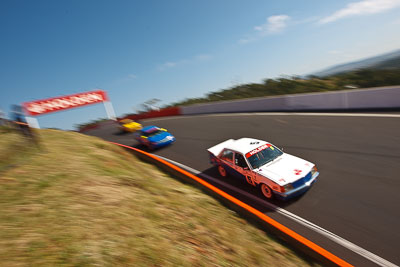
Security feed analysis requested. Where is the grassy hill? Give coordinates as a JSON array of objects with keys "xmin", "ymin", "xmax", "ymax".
[{"xmin": 0, "ymin": 127, "xmax": 318, "ymax": 266}]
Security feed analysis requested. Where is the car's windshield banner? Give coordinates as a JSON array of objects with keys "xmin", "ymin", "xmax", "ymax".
[{"xmin": 246, "ymin": 144, "xmax": 271, "ymax": 158}]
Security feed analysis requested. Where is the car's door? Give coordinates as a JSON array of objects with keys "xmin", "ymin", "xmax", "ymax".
[
  {"xmin": 234, "ymin": 152, "xmax": 256, "ymax": 186},
  {"xmin": 135, "ymin": 131, "xmax": 149, "ymax": 145},
  {"xmin": 219, "ymin": 149, "xmax": 235, "ymax": 174}
]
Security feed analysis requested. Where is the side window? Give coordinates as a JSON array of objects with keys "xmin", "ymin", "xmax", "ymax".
[
  {"xmin": 235, "ymin": 153, "xmax": 249, "ymax": 168},
  {"xmin": 220, "ymin": 149, "xmax": 234, "ymax": 163}
]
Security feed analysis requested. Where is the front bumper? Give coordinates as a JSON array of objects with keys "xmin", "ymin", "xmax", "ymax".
[
  {"xmin": 121, "ymin": 126, "xmax": 136, "ymax": 132},
  {"xmin": 152, "ymin": 138, "xmax": 175, "ymax": 149},
  {"xmin": 274, "ymin": 172, "xmax": 319, "ymax": 200}
]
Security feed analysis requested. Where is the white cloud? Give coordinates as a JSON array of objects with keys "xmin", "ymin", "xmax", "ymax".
[
  {"xmin": 164, "ymin": 62, "xmax": 179, "ymax": 68},
  {"xmin": 158, "ymin": 54, "xmax": 212, "ymax": 71},
  {"xmin": 157, "ymin": 60, "xmax": 185, "ymax": 71},
  {"xmin": 254, "ymin": 15, "xmax": 290, "ymax": 34},
  {"xmin": 319, "ymin": 0, "xmax": 400, "ymax": 24},
  {"xmin": 110, "ymin": 73, "xmax": 138, "ymax": 86},
  {"xmin": 195, "ymin": 54, "xmax": 212, "ymax": 61},
  {"xmin": 328, "ymin": 50, "xmax": 343, "ymax": 54},
  {"xmin": 238, "ymin": 38, "xmax": 252, "ymax": 44},
  {"xmin": 238, "ymin": 15, "xmax": 290, "ymax": 44},
  {"xmin": 392, "ymin": 17, "xmax": 400, "ymax": 24}
]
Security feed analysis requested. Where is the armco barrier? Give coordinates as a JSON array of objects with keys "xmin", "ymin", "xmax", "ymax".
[
  {"xmin": 80, "ymin": 107, "xmax": 181, "ymax": 132},
  {"xmin": 122, "ymin": 107, "xmax": 181, "ymax": 121},
  {"xmin": 78, "ymin": 124, "xmax": 99, "ymax": 133},
  {"xmin": 110, "ymin": 141, "xmax": 352, "ymax": 267},
  {"xmin": 181, "ymin": 86, "xmax": 400, "ymax": 115},
  {"xmin": 79, "ymin": 120, "xmax": 118, "ymax": 133}
]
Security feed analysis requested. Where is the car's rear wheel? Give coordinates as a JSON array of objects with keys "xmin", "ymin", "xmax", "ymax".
[
  {"xmin": 147, "ymin": 144, "xmax": 155, "ymax": 151},
  {"xmin": 218, "ymin": 165, "xmax": 227, "ymax": 177},
  {"xmin": 260, "ymin": 183, "xmax": 274, "ymax": 199}
]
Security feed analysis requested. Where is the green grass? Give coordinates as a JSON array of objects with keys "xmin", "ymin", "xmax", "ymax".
[{"xmin": 0, "ymin": 128, "xmax": 319, "ymax": 266}]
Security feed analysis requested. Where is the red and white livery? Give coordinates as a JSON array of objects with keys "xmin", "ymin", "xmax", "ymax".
[{"xmin": 208, "ymin": 138, "xmax": 319, "ymax": 200}]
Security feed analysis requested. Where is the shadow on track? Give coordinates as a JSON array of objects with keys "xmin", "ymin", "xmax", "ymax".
[
  {"xmin": 198, "ymin": 167, "xmax": 306, "ymax": 212},
  {"xmin": 130, "ymin": 143, "xmax": 174, "ymax": 153},
  {"xmin": 114, "ymin": 130, "xmax": 131, "ymax": 136}
]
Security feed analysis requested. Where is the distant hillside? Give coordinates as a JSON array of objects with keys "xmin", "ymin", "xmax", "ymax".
[
  {"xmin": 314, "ymin": 49, "xmax": 400, "ymax": 77},
  {"xmin": 372, "ymin": 55, "xmax": 400, "ymax": 69}
]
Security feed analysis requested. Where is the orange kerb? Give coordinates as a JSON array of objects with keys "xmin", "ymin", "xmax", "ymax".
[{"xmin": 109, "ymin": 141, "xmax": 353, "ymax": 267}]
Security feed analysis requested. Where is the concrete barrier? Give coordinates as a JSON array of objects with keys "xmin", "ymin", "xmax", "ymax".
[
  {"xmin": 181, "ymin": 86, "xmax": 400, "ymax": 115},
  {"xmin": 346, "ymin": 86, "xmax": 400, "ymax": 109},
  {"xmin": 81, "ymin": 86, "xmax": 400, "ymax": 132}
]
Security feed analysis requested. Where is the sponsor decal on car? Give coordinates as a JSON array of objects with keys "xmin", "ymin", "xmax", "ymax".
[
  {"xmin": 294, "ymin": 169, "xmax": 302, "ymax": 175},
  {"xmin": 245, "ymin": 144, "xmax": 271, "ymax": 158}
]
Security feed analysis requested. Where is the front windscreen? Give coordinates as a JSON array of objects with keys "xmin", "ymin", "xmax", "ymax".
[
  {"xmin": 246, "ymin": 145, "xmax": 283, "ymax": 169},
  {"xmin": 143, "ymin": 129, "xmax": 162, "ymax": 137}
]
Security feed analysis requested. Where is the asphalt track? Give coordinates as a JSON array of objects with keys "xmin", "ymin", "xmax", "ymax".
[{"xmin": 85, "ymin": 113, "xmax": 400, "ymax": 266}]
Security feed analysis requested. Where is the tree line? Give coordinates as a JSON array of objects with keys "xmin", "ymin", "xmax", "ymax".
[
  {"xmin": 76, "ymin": 68, "xmax": 400, "ymax": 130},
  {"xmin": 167, "ymin": 68, "xmax": 400, "ymax": 107}
]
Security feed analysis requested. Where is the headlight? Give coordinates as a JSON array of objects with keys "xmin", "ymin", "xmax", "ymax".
[
  {"xmin": 283, "ymin": 183, "xmax": 294, "ymax": 192},
  {"xmin": 311, "ymin": 166, "xmax": 318, "ymax": 175}
]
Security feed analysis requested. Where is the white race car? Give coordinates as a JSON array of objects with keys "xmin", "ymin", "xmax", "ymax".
[{"xmin": 208, "ymin": 138, "xmax": 319, "ymax": 200}]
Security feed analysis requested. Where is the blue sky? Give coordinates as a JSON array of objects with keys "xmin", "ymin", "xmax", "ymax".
[{"xmin": 1, "ymin": 0, "xmax": 400, "ymax": 130}]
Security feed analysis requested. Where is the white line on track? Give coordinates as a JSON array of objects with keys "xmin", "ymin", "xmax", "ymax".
[
  {"xmin": 155, "ymin": 154, "xmax": 398, "ymax": 267},
  {"xmin": 144, "ymin": 112, "xmax": 400, "ymax": 122}
]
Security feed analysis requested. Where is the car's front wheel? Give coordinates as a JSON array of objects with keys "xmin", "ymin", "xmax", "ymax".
[
  {"xmin": 218, "ymin": 165, "xmax": 227, "ymax": 177},
  {"xmin": 260, "ymin": 183, "xmax": 274, "ymax": 199},
  {"xmin": 147, "ymin": 143, "xmax": 155, "ymax": 151}
]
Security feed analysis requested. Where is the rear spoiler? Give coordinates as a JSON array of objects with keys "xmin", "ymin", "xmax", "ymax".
[{"xmin": 207, "ymin": 139, "xmax": 235, "ymax": 157}]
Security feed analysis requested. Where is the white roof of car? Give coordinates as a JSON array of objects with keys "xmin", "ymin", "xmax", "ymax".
[{"xmin": 225, "ymin": 138, "xmax": 270, "ymax": 155}]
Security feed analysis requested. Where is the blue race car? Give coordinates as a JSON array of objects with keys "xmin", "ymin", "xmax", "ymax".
[{"xmin": 134, "ymin": 126, "xmax": 175, "ymax": 150}]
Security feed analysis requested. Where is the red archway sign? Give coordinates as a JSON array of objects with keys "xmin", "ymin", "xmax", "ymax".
[
  {"xmin": 23, "ymin": 90, "xmax": 108, "ymax": 116},
  {"xmin": 22, "ymin": 90, "xmax": 115, "ymax": 128}
]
